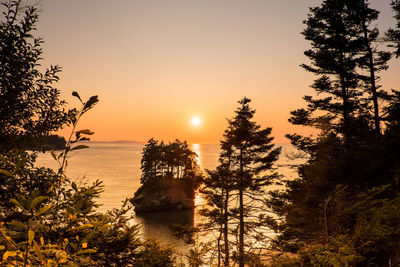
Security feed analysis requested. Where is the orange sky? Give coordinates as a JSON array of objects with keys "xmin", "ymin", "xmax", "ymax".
[{"xmin": 36, "ymin": 0, "xmax": 400, "ymax": 144}]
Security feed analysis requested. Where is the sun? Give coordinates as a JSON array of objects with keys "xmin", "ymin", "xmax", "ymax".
[{"xmin": 191, "ymin": 116, "xmax": 202, "ymax": 127}]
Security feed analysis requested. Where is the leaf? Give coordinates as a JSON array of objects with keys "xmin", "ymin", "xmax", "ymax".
[
  {"xmin": 3, "ymin": 251, "xmax": 17, "ymax": 260},
  {"xmin": 0, "ymin": 169, "xmax": 14, "ymax": 177},
  {"xmin": 71, "ymin": 182, "xmax": 77, "ymax": 191},
  {"xmin": 50, "ymin": 150, "xmax": 57, "ymax": 161},
  {"xmin": 33, "ymin": 240, "xmax": 43, "ymax": 261},
  {"xmin": 28, "ymin": 230, "xmax": 35, "ymax": 245},
  {"xmin": 30, "ymin": 196, "xmax": 48, "ymax": 209},
  {"xmin": 70, "ymin": 224, "xmax": 93, "ymax": 231},
  {"xmin": 10, "ymin": 198, "xmax": 25, "ymax": 211},
  {"xmin": 83, "ymin": 95, "xmax": 99, "ymax": 113},
  {"xmin": 8, "ymin": 220, "xmax": 27, "ymax": 230},
  {"xmin": 75, "ymin": 249, "xmax": 97, "ymax": 255},
  {"xmin": 76, "ymin": 129, "xmax": 94, "ymax": 135},
  {"xmin": 36, "ymin": 204, "xmax": 52, "ymax": 217},
  {"xmin": 72, "ymin": 91, "xmax": 82, "ymax": 102},
  {"xmin": 62, "ymin": 238, "xmax": 69, "ymax": 249},
  {"xmin": 70, "ymin": 145, "xmax": 89, "ymax": 151}
]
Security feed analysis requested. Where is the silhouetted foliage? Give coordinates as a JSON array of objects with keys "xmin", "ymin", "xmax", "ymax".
[
  {"xmin": 0, "ymin": 2, "xmax": 176, "ymax": 265},
  {"xmin": 387, "ymin": 0, "xmax": 400, "ymax": 57},
  {"xmin": 140, "ymin": 138, "xmax": 199, "ymax": 184},
  {"xmin": 201, "ymin": 97, "xmax": 281, "ymax": 267},
  {"xmin": 0, "ymin": 0, "xmax": 70, "ymax": 152},
  {"xmin": 271, "ymin": 1, "xmax": 400, "ymax": 265}
]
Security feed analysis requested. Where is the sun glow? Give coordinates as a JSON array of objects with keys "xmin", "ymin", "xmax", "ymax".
[{"xmin": 191, "ymin": 116, "xmax": 201, "ymax": 127}]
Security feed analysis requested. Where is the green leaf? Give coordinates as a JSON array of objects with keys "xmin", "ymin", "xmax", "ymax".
[
  {"xmin": 28, "ymin": 230, "xmax": 35, "ymax": 245},
  {"xmin": 10, "ymin": 198, "xmax": 27, "ymax": 212},
  {"xmin": 30, "ymin": 196, "xmax": 48, "ymax": 209},
  {"xmin": 70, "ymin": 145, "xmax": 89, "ymax": 151},
  {"xmin": 8, "ymin": 220, "xmax": 27, "ymax": 230},
  {"xmin": 75, "ymin": 249, "xmax": 97, "ymax": 255},
  {"xmin": 33, "ymin": 240, "xmax": 43, "ymax": 261},
  {"xmin": 70, "ymin": 223, "xmax": 93, "ymax": 231},
  {"xmin": 72, "ymin": 91, "xmax": 82, "ymax": 102},
  {"xmin": 76, "ymin": 129, "xmax": 94, "ymax": 135},
  {"xmin": 36, "ymin": 204, "xmax": 52, "ymax": 217},
  {"xmin": 0, "ymin": 169, "xmax": 13, "ymax": 177}
]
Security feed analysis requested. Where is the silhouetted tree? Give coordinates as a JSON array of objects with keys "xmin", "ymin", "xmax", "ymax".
[
  {"xmin": 0, "ymin": 0, "xmax": 69, "ymax": 151},
  {"xmin": 290, "ymin": 0, "xmax": 368, "ymax": 147},
  {"xmin": 140, "ymin": 139, "xmax": 199, "ymax": 185},
  {"xmin": 350, "ymin": 0, "xmax": 391, "ymax": 136},
  {"xmin": 387, "ymin": 0, "xmax": 400, "ymax": 57},
  {"xmin": 272, "ymin": 1, "xmax": 400, "ymax": 265},
  {"xmin": 200, "ymin": 140, "xmax": 234, "ymax": 266},
  {"xmin": 202, "ymin": 98, "xmax": 281, "ymax": 267}
]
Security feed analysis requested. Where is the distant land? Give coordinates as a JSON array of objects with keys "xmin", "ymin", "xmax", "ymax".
[{"xmin": 91, "ymin": 140, "xmax": 142, "ymax": 144}]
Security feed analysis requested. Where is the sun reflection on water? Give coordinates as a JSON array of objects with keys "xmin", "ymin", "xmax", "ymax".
[
  {"xmin": 191, "ymin": 143, "xmax": 202, "ymax": 167},
  {"xmin": 191, "ymin": 143, "xmax": 207, "ymax": 227}
]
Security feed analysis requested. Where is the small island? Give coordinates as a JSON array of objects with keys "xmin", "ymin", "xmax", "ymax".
[{"xmin": 131, "ymin": 138, "xmax": 202, "ymax": 212}]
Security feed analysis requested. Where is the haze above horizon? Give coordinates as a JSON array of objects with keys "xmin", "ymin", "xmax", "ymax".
[{"xmin": 36, "ymin": 0, "xmax": 400, "ymax": 144}]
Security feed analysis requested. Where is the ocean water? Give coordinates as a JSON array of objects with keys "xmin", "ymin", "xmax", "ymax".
[{"xmin": 35, "ymin": 142, "xmax": 302, "ymax": 250}]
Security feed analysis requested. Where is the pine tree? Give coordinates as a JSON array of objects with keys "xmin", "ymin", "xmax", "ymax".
[
  {"xmin": 272, "ymin": 1, "xmax": 400, "ymax": 264},
  {"xmin": 350, "ymin": 0, "xmax": 391, "ymax": 136},
  {"xmin": 202, "ymin": 98, "xmax": 281, "ymax": 267},
  {"xmin": 290, "ymin": 0, "xmax": 367, "ymax": 146},
  {"xmin": 387, "ymin": 0, "xmax": 400, "ymax": 57}
]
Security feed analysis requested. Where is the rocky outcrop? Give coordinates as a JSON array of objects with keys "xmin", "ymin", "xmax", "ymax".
[{"xmin": 131, "ymin": 182, "xmax": 195, "ymax": 212}]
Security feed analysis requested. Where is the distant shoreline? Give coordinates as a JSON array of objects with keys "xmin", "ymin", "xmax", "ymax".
[{"xmin": 90, "ymin": 140, "xmax": 142, "ymax": 144}]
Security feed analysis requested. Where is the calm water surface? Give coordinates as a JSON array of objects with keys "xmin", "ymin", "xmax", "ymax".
[{"xmin": 35, "ymin": 142, "xmax": 301, "ymax": 250}]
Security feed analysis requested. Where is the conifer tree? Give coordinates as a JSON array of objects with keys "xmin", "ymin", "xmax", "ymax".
[
  {"xmin": 352, "ymin": 0, "xmax": 391, "ymax": 135},
  {"xmin": 289, "ymin": 0, "xmax": 366, "ymax": 146},
  {"xmin": 273, "ymin": 1, "xmax": 400, "ymax": 264},
  {"xmin": 387, "ymin": 0, "xmax": 400, "ymax": 57},
  {"xmin": 202, "ymin": 98, "xmax": 280, "ymax": 267}
]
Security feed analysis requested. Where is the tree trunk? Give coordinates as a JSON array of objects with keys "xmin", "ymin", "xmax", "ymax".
[
  {"xmin": 239, "ymin": 188, "xmax": 244, "ymax": 267},
  {"xmin": 338, "ymin": 48, "xmax": 351, "ymax": 147},
  {"xmin": 223, "ymin": 188, "xmax": 229, "ymax": 266},
  {"xmin": 361, "ymin": 8, "xmax": 381, "ymax": 136},
  {"xmin": 238, "ymin": 150, "xmax": 245, "ymax": 267}
]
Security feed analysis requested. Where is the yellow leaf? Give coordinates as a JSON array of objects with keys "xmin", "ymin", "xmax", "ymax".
[
  {"xmin": 3, "ymin": 250, "xmax": 17, "ymax": 260},
  {"xmin": 40, "ymin": 237, "xmax": 44, "ymax": 246},
  {"xmin": 33, "ymin": 240, "xmax": 43, "ymax": 261},
  {"xmin": 28, "ymin": 229, "xmax": 35, "ymax": 245}
]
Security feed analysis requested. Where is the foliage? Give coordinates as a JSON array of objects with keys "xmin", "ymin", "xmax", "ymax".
[
  {"xmin": 271, "ymin": 1, "xmax": 400, "ymax": 266},
  {"xmin": 200, "ymin": 97, "xmax": 281, "ymax": 267},
  {"xmin": 0, "ymin": 2, "xmax": 177, "ymax": 265},
  {"xmin": 134, "ymin": 238, "xmax": 175, "ymax": 267},
  {"xmin": 0, "ymin": 0, "xmax": 70, "ymax": 151},
  {"xmin": 140, "ymin": 138, "xmax": 200, "ymax": 184},
  {"xmin": 387, "ymin": 0, "xmax": 400, "ymax": 57}
]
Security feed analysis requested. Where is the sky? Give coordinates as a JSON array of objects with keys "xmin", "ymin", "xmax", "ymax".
[{"xmin": 32, "ymin": 0, "xmax": 400, "ymax": 144}]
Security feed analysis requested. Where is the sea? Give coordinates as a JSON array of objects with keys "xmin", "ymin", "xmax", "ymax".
[{"xmin": 34, "ymin": 142, "xmax": 302, "ymax": 255}]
